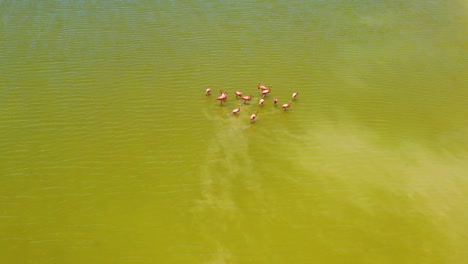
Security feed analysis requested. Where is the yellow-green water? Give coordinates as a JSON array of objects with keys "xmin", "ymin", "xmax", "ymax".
[{"xmin": 1, "ymin": 1, "xmax": 467, "ymax": 263}]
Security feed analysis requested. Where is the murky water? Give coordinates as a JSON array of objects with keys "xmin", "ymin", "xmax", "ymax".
[{"xmin": 1, "ymin": 1, "xmax": 467, "ymax": 263}]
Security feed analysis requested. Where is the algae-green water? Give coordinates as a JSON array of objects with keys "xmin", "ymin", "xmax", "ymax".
[{"xmin": 1, "ymin": 1, "xmax": 467, "ymax": 263}]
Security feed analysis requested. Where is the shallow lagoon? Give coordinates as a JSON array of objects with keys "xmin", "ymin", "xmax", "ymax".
[{"xmin": 1, "ymin": 1, "xmax": 467, "ymax": 263}]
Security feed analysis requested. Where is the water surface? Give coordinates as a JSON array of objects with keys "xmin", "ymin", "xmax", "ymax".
[{"xmin": 1, "ymin": 1, "xmax": 467, "ymax": 263}]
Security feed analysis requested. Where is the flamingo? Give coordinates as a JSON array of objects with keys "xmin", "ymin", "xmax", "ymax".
[
  {"xmin": 235, "ymin": 91, "xmax": 243, "ymax": 98},
  {"xmin": 292, "ymin": 92, "xmax": 298, "ymax": 100},
  {"xmin": 282, "ymin": 101, "xmax": 292, "ymax": 110},
  {"xmin": 250, "ymin": 111, "xmax": 258, "ymax": 122},
  {"xmin": 241, "ymin": 94, "xmax": 253, "ymax": 104},
  {"xmin": 232, "ymin": 104, "xmax": 241, "ymax": 114},
  {"xmin": 257, "ymin": 82, "xmax": 268, "ymax": 91},
  {"xmin": 259, "ymin": 98, "xmax": 265, "ymax": 105},
  {"xmin": 216, "ymin": 91, "xmax": 228, "ymax": 105},
  {"xmin": 205, "ymin": 88, "xmax": 211, "ymax": 95},
  {"xmin": 274, "ymin": 97, "xmax": 278, "ymax": 105},
  {"xmin": 216, "ymin": 95, "xmax": 227, "ymax": 105},
  {"xmin": 261, "ymin": 85, "xmax": 272, "ymax": 97}
]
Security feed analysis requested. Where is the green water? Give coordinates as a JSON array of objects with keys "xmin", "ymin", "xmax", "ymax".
[{"xmin": 1, "ymin": 1, "xmax": 467, "ymax": 263}]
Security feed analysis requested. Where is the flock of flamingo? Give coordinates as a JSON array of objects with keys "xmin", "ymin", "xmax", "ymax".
[{"xmin": 205, "ymin": 82, "xmax": 298, "ymax": 123}]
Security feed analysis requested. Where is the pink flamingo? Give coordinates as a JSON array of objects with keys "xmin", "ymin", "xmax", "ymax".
[
  {"xmin": 292, "ymin": 92, "xmax": 298, "ymax": 100},
  {"xmin": 241, "ymin": 94, "xmax": 253, "ymax": 104},
  {"xmin": 216, "ymin": 90, "xmax": 228, "ymax": 105},
  {"xmin": 261, "ymin": 85, "xmax": 272, "ymax": 97},
  {"xmin": 274, "ymin": 97, "xmax": 278, "ymax": 105},
  {"xmin": 257, "ymin": 82, "xmax": 268, "ymax": 91},
  {"xmin": 235, "ymin": 91, "xmax": 243, "ymax": 98},
  {"xmin": 250, "ymin": 111, "xmax": 258, "ymax": 122},
  {"xmin": 205, "ymin": 88, "xmax": 211, "ymax": 95},
  {"xmin": 259, "ymin": 98, "xmax": 265, "ymax": 105},
  {"xmin": 232, "ymin": 104, "xmax": 241, "ymax": 114},
  {"xmin": 281, "ymin": 101, "xmax": 291, "ymax": 110}
]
